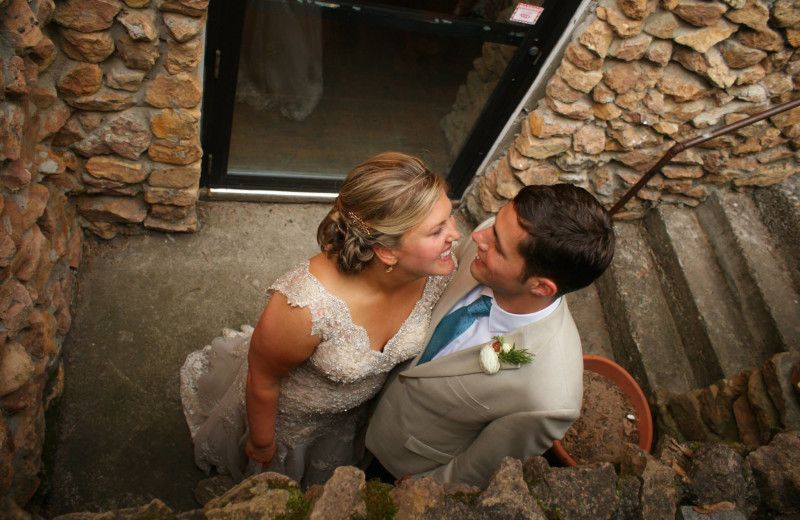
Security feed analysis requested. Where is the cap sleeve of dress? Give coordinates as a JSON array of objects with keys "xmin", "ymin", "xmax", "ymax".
[
  {"xmin": 268, "ymin": 261, "xmax": 334, "ymax": 341},
  {"xmin": 268, "ymin": 261, "xmax": 325, "ymax": 309}
]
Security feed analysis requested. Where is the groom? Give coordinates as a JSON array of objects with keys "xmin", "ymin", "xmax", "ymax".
[{"xmin": 365, "ymin": 183, "xmax": 616, "ymax": 488}]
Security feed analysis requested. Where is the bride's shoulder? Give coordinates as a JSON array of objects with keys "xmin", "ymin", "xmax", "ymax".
[{"xmin": 270, "ymin": 256, "xmax": 327, "ymax": 306}]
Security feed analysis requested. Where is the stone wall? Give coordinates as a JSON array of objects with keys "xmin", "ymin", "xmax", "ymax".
[
  {"xmin": 657, "ymin": 351, "xmax": 800, "ymax": 449},
  {"xmin": 462, "ymin": 0, "xmax": 800, "ymax": 223},
  {"xmin": 5, "ymin": 431, "xmax": 798, "ymax": 519},
  {"xmin": 51, "ymin": 0, "xmax": 207, "ymax": 238},
  {"xmin": 0, "ymin": 0, "xmax": 207, "ymax": 506},
  {"xmin": 1, "ymin": 0, "xmax": 81, "ymax": 506}
]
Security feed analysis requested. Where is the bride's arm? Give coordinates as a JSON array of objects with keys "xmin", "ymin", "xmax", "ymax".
[{"xmin": 245, "ymin": 292, "xmax": 320, "ymax": 464}]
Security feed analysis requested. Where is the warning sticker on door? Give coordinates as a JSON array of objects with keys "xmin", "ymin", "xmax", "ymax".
[{"xmin": 510, "ymin": 3, "xmax": 544, "ymax": 25}]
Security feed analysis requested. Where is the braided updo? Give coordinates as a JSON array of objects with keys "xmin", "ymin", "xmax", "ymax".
[{"xmin": 317, "ymin": 152, "xmax": 446, "ymax": 274}]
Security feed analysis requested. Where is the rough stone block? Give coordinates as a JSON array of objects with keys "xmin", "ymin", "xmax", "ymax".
[
  {"xmin": 671, "ymin": 0, "xmax": 729, "ymax": 27},
  {"xmin": 687, "ymin": 444, "xmax": 759, "ymax": 515},
  {"xmin": 698, "ymin": 381, "xmax": 741, "ymax": 441},
  {"xmin": 479, "ymin": 458, "xmax": 543, "ymax": 519},
  {"xmin": 57, "ymin": 62, "xmax": 103, "ymax": 97},
  {"xmin": 53, "ymin": 0, "xmax": 122, "ymax": 32},
  {"xmin": 747, "ymin": 369, "xmax": 782, "ymax": 444},
  {"xmin": 673, "ymin": 17, "xmax": 738, "ymax": 53},
  {"xmin": 0, "ymin": 341, "xmax": 36, "ymax": 396},
  {"xmin": 388, "ymin": 476, "xmax": 446, "ymax": 519},
  {"xmin": 143, "ymin": 212, "xmax": 199, "ymax": 233},
  {"xmin": 150, "ymin": 108, "xmax": 201, "ymax": 140},
  {"xmin": 670, "ymin": 389, "xmax": 715, "ymax": 441},
  {"xmin": 145, "ymin": 72, "xmax": 202, "ymax": 108},
  {"xmin": 147, "ymin": 162, "xmax": 201, "ymax": 188},
  {"xmin": 64, "ymin": 88, "xmax": 136, "ymax": 111},
  {"xmin": 76, "ymin": 195, "xmax": 147, "ymax": 223},
  {"xmin": 579, "ymin": 19, "xmax": 615, "ymax": 57},
  {"xmin": 0, "ymin": 0, "xmax": 44, "ymax": 54},
  {"xmin": 165, "ymin": 37, "xmax": 203, "ymax": 74},
  {"xmin": 530, "ymin": 461, "xmax": 618, "ymax": 519},
  {"xmin": 761, "ymin": 352, "xmax": 800, "ymax": 430},
  {"xmin": 163, "ymin": 12, "xmax": 206, "ymax": 42},
  {"xmin": 732, "ymin": 395, "xmax": 761, "ymax": 448},
  {"xmin": 59, "ymin": 27, "xmax": 115, "ymax": 63},
  {"xmin": 620, "ymin": 445, "xmax": 678, "ymax": 520},
  {"xmin": 746, "ymin": 431, "xmax": 800, "ymax": 514},
  {"xmin": 597, "ymin": 5, "xmax": 645, "ymax": 38},
  {"xmin": 308, "ymin": 466, "xmax": 366, "ymax": 520},
  {"xmin": 147, "ymin": 136, "xmax": 203, "ymax": 165}
]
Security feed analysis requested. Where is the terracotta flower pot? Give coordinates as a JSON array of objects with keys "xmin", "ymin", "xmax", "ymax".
[{"xmin": 550, "ymin": 354, "xmax": 653, "ymax": 466}]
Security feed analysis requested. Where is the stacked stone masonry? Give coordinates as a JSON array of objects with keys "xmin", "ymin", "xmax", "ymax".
[
  {"xmin": 4, "ymin": 430, "xmax": 798, "ymax": 519},
  {"xmin": 658, "ymin": 351, "xmax": 800, "ymax": 450},
  {"xmin": 50, "ymin": 0, "xmax": 207, "ymax": 238},
  {"xmin": 0, "ymin": 0, "xmax": 208, "ymax": 507},
  {"xmin": 464, "ymin": 0, "xmax": 800, "ymax": 223}
]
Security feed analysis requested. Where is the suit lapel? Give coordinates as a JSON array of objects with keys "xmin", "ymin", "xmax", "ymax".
[{"xmin": 403, "ymin": 298, "xmax": 570, "ymax": 378}]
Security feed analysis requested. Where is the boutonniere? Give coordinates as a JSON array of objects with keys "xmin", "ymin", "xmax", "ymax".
[{"xmin": 479, "ymin": 335, "xmax": 534, "ymax": 375}]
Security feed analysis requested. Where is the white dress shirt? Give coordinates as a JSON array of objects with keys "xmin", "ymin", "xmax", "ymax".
[{"xmin": 432, "ymin": 285, "xmax": 561, "ymax": 360}]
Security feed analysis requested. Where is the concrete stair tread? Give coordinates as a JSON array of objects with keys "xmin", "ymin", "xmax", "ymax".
[
  {"xmin": 645, "ymin": 204, "xmax": 763, "ymax": 381},
  {"xmin": 753, "ymin": 174, "xmax": 800, "ymax": 291},
  {"xmin": 596, "ymin": 221, "xmax": 696, "ymax": 396},
  {"xmin": 696, "ymin": 188, "xmax": 800, "ymax": 352},
  {"xmin": 565, "ymin": 284, "xmax": 614, "ymax": 360}
]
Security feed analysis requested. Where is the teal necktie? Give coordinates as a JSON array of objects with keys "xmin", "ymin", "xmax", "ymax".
[{"xmin": 417, "ymin": 295, "xmax": 492, "ymax": 365}]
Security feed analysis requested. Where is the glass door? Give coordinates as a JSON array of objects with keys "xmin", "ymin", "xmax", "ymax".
[{"xmin": 202, "ymin": 0, "xmax": 583, "ymax": 197}]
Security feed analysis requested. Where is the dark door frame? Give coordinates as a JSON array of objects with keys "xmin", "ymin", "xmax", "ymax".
[{"xmin": 200, "ymin": 0, "xmax": 584, "ymax": 199}]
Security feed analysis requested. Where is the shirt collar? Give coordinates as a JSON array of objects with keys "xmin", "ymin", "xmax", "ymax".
[{"xmin": 478, "ymin": 286, "xmax": 562, "ymax": 335}]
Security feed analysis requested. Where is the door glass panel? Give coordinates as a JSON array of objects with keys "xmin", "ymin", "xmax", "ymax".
[{"xmin": 228, "ymin": 0, "xmax": 515, "ymax": 183}]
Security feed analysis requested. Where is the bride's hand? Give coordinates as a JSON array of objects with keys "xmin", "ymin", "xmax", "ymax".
[{"xmin": 245, "ymin": 438, "xmax": 277, "ymax": 464}]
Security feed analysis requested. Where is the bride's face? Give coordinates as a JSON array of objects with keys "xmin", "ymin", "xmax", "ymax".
[{"xmin": 392, "ymin": 192, "xmax": 460, "ymax": 277}]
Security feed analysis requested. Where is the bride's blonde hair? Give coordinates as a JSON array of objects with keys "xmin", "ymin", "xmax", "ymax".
[{"xmin": 317, "ymin": 152, "xmax": 446, "ymax": 274}]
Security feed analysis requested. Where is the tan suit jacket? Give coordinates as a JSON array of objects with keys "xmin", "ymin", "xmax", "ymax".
[{"xmin": 365, "ymin": 218, "xmax": 584, "ymax": 488}]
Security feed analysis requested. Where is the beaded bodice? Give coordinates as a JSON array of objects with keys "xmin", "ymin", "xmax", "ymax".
[{"xmin": 271, "ymin": 261, "xmax": 449, "ymax": 415}]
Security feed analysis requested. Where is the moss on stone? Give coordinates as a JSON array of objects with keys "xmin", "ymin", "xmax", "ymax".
[
  {"xmin": 449, "ymin": 491, "xmax": 480, "ymax": 507},
  {"xmin": 536, "ymin": 498, "xmax": 564, "ymax": 520},
  {"xmin": 276, "ymin": 487, "xmax": 311, "ymax": 520},
  {"xmin": 360, "ymin": 479, "xmax": 397, "ymax": 519}
]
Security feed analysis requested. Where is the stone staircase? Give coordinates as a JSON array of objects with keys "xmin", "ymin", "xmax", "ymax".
[{"xmin": 586, "ymin": 175, "xmax": 800, "ymax": 409}]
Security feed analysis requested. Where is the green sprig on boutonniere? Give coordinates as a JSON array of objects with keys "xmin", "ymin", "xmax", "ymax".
[{"xmin": 478, "ymin": 335, "xmax": 534, "ymax": 375}]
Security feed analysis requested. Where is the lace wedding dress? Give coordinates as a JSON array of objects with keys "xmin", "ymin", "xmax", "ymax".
[{"xmin": 180, "ymin": 261, "xmax": 451, "ymax": 487}]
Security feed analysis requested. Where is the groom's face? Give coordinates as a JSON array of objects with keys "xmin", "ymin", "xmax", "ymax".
[{"xmin": 469, "ymin": 203, "xmax": 532, "ymax": 298}]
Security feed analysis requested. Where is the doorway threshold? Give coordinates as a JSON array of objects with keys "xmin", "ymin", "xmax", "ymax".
[{"xmin": 202, "ymin": 187, "xmax": 339, "ymax": 204}]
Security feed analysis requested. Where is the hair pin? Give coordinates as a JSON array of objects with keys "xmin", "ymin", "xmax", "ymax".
[{"xmin": 347, "ymin": 211, "xmax": 372, "ymax": 236}]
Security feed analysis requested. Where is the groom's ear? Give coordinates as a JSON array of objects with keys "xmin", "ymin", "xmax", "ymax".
[
  {"xmin": 528, "ymin": 277, "xmax": 558, "ymax": 298},
  {"xmin": 373, "ymin": 246, "xmax": 397, "ymax": 267}
]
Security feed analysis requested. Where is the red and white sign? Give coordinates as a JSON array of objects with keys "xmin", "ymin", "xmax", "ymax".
[{"xmin": 511, "ymin": 3, "xmax": 544, "ymax": 25}]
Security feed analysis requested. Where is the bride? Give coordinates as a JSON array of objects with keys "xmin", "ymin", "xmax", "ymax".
[{"xmin": 180, "ymin": 152, "xmax": 460, "ymax": 487}]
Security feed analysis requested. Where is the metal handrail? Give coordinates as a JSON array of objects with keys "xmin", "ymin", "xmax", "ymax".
[{"xmin": 608, "ymin": 96, "xmax": 800, "ymax": 216}]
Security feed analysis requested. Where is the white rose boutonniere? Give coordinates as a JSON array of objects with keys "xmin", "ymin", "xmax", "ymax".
[
  {"xmin": 479, "ymin": 345, "xmax": 501, "ymax": 374},
  {"xmin": 478, "ymin": 335, "xmax": 534, "ymax": 375}
]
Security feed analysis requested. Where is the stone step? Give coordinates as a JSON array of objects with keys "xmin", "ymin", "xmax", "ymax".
[
  {"xmin": 595, "ymin": 221, "xmax": 697, "ymax": 397},
  {"xmin": 752, "ymin": 174, "xmax": 800, "ymax": 292},
  {"xmin": 643, "ymin": 204, "xmax": 759, "ymax": 382},
  {"xmin": 695, "ymin": 188, "xmax": 800, "ymax": 353},
  {"xmin": 565, "ymin": 284, "xmax": 614, "ymax": 360}
]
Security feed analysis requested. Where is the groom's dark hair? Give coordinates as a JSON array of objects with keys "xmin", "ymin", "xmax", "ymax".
[{"xmin": 513, "ymin": 184, "xmax": 615, "ymax": 296}]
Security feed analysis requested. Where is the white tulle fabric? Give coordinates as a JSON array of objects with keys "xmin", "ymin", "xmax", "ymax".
[{"xmin": 180, "ymin": 261, "xmax": 451, "ymax": 487}]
